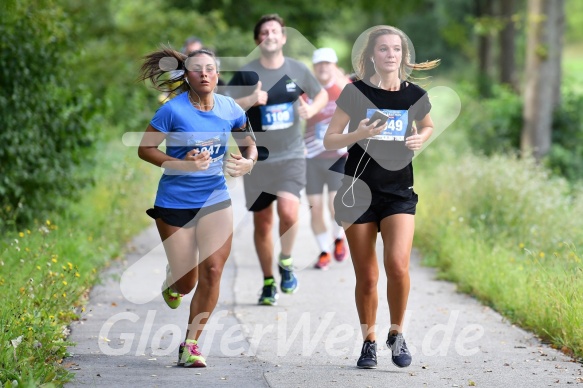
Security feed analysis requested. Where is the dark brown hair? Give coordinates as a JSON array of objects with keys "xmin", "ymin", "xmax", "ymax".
[
  {"xmin": 253, "ymin": 14, "xmax": 285, "ymax": 41},
  {"xmin": 138, "ymin": 46, "xmax": 219, "ymax": 95}
]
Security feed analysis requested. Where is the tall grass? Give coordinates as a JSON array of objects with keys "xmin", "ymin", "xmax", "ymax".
[
  {"xmin": 0, "ymin": 136, "xmax": 158, "ymax": 386},
  {"xmin": 414, "ymin": 143, "xmax": 583, "ymax": 359}
]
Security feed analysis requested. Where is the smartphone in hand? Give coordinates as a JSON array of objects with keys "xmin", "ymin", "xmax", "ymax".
[{"xmin": 367, "ymin": 110, "xmax": 389, "ymax": 128}]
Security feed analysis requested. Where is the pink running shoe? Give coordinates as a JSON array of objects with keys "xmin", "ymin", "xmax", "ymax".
[
  {"xmin": 334, "ymin": 238, "xmax": 347, "ymax": 262},
  {"xmin": 314, "ymin": 252, "xmax": 331, "ymax": 270}
]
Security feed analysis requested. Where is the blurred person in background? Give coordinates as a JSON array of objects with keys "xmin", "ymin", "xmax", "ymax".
[
  {"xmin": 227, "ymin": 14, "xmax": 328, "ymax": 305},
  {"xmin": 303, "ymin": 47, "xmax": 349, "ymax": 271}
]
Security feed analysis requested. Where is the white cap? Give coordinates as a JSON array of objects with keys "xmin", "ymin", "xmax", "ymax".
[{"xmin": 312, "ymin": 48, "xmax": 338, "ymax": 64}]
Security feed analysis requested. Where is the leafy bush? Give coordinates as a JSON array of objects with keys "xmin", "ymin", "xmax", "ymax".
[
  {"xmin": 455, "ymin": 82, "xmax": 583, "ymax": 183},
  {"xmin": 456, "ymin": 83, "xmax": 523, "ymax": 155},
  {"xmin": 0, "ymin": 1, "xmax": 97, "ymax": 228},
  {"xmin": 547, "ymin": 89, "xmax": 583, "ymax": 181}
]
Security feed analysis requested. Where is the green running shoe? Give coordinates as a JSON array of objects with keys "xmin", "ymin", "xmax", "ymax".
[
  {"xmin": 178, "ymin": 339, "xmax": 206, "ymax": 367},
  {"xmin": 161, "ymin": 281, "xmax": 183, "ymax": 309}
]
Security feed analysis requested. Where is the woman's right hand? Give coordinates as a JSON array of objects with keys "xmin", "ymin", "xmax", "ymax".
[
  {"xmin": 184, "ymin": 149, "xmax": 211, "ymax": 171},
  {"xmin": 355, "ymin": 117, "xmax": 386, "ymax": 140}
]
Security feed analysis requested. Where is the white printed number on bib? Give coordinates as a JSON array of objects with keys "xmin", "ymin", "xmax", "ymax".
[
  {"xmin": 190, "ymin": 136, "xmax": 225, "ymax": 163},
  {"xmin": 366, "ymin": 109, "xmax": 408, "ymax": 141},
  {"xmin": 260, "ymin": 102, "xmax": 294, "ymax": 130}
]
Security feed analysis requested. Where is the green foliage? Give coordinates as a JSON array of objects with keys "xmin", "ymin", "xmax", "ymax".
[
  {"xmin": 68, "ymin": 0, "xmax": 251, "ymax": 138},
  {"xmin": 547, "ymin": 89, "xmax": 583, "ymax": 181},
  {"xmin": 0, "ymin": 137, "xmax": 158, "ymax": 386},
  {"xmin": 0, "ymin": 0, "xmax": 97, "ymax": 228},
  {"xmin": 400, "ymin": 0, "xmax": 474, "ymax": 69},
  {"xmin": 566, "ymin": 0, "xmax": 583, "ymax": 44},
  {"xmin": 415, "ymin": 150, "xmax": 583, "ymax": 359},
  {"xmin": 454, "ymin": 83, "xmax": 523, "ymax": 155},
  {"xmin": 1, "ymin": 0, "xmax": 582, "ymax": 382},
  {"xmin": 166, "ymin": 0, "xmax": 339, "ymax": 43},
  {"xmin": 453, "ymin": 82, "xmax": 583, "ymax": 183}
]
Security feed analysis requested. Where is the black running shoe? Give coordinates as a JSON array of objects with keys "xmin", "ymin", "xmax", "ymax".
[
  {"xmin": 258, "ymin": 279, "xmax": 278, "ymax": 305},
  {"xmin": 357, "ymin": 340, "xmax": 377, "ymax": 369},
  {"xmin": 386, "ymin": 333, "xmax": 412, "ymax": 368}
]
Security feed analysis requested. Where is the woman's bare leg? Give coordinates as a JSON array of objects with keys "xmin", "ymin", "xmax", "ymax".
[
  {"xmin": 343, "ymin": 221, "xmax": 379, "ymax": 342},
  {"xmin": 379, "ymin": 214, "xmax": 415, "ymax": 334}
]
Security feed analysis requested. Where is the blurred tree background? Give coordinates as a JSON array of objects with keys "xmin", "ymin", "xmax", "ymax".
[{"xmin": 1, "ymin": 0, "xmax": 582, "ymax": 229}]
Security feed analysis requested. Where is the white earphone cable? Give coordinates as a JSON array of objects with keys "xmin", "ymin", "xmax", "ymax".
[{"xmin": 341, "ymin": 139, "xmax": 372, "ymax": 208}]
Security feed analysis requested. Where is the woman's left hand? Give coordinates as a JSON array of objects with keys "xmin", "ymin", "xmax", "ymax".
[
  {"xmin": 405, "ymin": 127, "xmax": 424, "ymax": 151},
  {"xmin": 225, "ymin": 153, "xmax": 254, "ymax": 177}
]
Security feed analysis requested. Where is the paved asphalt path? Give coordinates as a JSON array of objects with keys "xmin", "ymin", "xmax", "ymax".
[{"xmin": 66, "ymin": 177, "xmax": 582, "ymax": 387}]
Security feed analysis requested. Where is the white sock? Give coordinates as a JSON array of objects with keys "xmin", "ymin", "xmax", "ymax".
[
  {"xmin": 332, "ymin": 222, "xmax": 344, "ymax": 240},
  {"xmin": 315, "ymin": 232, "xmax": 330, "ymax": 253}
]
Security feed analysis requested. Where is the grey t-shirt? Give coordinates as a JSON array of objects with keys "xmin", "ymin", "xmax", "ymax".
[{"xmin": 227, "ymin": 58, "xmax": 322, "ymax": 163}]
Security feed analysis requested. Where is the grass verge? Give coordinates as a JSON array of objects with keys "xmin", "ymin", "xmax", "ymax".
[
  {"xmin": 0, "ymin": 135, "xmax": 157, "ymax": 386},
  {"xmin": 414, "ymin": 150, "xmax": 583, "ymax": 361}
]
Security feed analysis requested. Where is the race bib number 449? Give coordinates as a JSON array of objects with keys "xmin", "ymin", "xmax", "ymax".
[
  {"xmin": 366, "ymin": 109, "xmax": 408, "ymax": 141},
  {"xmin": 260, "ymin": 102, "xmax": 294, "ymax": 130}
]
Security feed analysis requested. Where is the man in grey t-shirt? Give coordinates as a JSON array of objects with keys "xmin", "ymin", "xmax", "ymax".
[{"xmin": 227, "ymin": 14, "xmax": 328, "ymax": 305}]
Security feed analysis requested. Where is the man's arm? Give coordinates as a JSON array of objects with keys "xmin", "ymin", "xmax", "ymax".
[
  {"xmin": 228, "ymin": 70, "xmax": 268, "ymax": 111},
  {"xmin": 298, "ymin": 88, "xmax": 328, "ymax": 120},
  {"xmin": 234, "ymin": 81, "xmax": 268, "ymax": 110}
]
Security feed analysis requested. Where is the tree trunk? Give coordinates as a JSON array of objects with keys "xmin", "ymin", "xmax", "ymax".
[
  {"xmin": 477, "ymin": 0, "xmax": 495, "ymax": 97},
  {"xmin": 549, "ymin": 0, "xmax": 565, "ymax": 109},
  {"xmin": 521, "ymin": 0, "xmax": 564, "ymax": 161},
  {"xmin": 498, "ymin": 0, "xmax": 517, "ymax": 90}
]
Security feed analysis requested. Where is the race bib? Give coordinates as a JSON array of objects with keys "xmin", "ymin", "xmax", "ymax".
[
  {"xmin": 260, "ymin": 102, "xmax": 294, "ymax": 130},
  {"xmin": 366, "ymin": 109, "xmax": 408, "ymax": 141},
  {"xmin": 188, "ymin": 135, "xmax": 225, "ymax": 163},
  {"xmin": 314, "ymin": 121, "xmax": 329, "ymax": 140}
]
